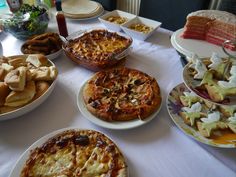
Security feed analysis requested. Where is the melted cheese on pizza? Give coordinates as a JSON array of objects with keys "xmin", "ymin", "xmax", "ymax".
[
  {"xmin": 53, "ymin": 145, "xmax": 75, "ymax": 169},
  {"xmin": 77, "ymin": 147, "xmax": 109, "ymax": 176},
  {"xmin": 20, "ymin": 130, "xmax": 127, "ymax": 177},
  {"xmin": 90, "ymin": 71, "xmax": 155, "ymax": 109},
  {"xmin": 28, "ymin": 152, "xmax": 71, "ymax": 176}
]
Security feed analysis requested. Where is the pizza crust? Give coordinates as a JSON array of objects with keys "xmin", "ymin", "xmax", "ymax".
[{"xmin": 83, "ymin": 67, "xmax": 162, "ymax": 121}]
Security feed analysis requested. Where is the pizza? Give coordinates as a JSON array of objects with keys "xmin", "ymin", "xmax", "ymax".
[
  {"xmin": 20, "ymin": 129, "xmax": 127, "ymax": 177},
  {"xmin": 83, "ymin": 67, "xmax": 162, "ymax": 121},
  {"xmin": 63, "ymin": 29, "xmax": 132, "ymax": 71}
]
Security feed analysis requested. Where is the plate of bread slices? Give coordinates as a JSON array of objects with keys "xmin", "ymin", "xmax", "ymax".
[
  {"xmin": 0, "ymin": 54, "xmax": 58, "ymax": 121},
  {"xmin": 183, "ymin": 52, "xmax": 236, "ymax": 106},
  {"xmin": 167, "ymin": 83, "xmax": 236, "ymax": 148}
]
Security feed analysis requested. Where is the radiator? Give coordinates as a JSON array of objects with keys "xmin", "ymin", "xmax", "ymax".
[{"xmin": 117, "ymin": 0, "xmax": 141, "ymax": 15}]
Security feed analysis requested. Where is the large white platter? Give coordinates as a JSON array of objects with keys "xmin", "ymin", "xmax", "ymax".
[
  {"xmin": 166, "ymin": 83, "xmax": 236, "ymax": 148},
  {"xmin": 171, "ymin": 28, "xmax": 236, "ymax": 60},
  {"xmin": 77, "ymin": 82, "xmax": 162, "ymax": 130}
]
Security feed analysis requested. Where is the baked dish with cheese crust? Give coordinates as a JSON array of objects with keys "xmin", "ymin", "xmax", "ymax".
[
  {"xmin": 83, "ymin": 67, "xmax": 162, "ymax": 121},
  {"xmin": 20, "ymin": 129, "xmax": 128, "ymax": 177},
  {"xmin": 63, "ymin": 29, "xmax": 132, "ymax": 71}
]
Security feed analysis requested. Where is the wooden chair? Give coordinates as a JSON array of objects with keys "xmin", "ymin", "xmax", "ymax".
[
  {"xmin": 139, "ymin": 0, "xmax": 211, "ymax": 31},
  {"xmin": 94, "ymin": 0, "xmax": 117, "ymax": 11}
]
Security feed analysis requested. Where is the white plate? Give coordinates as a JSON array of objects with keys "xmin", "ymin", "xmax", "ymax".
[
  {"xmin": 166, "ymin": 83, "xmax": 236, "ymax": 148},
  {"xmin": 0, "ymin": 55, "xmax": 57, "ymax": 121},
  {"xmin": 62, "ymin": 0, "xmax": 100, "ymax": 16},
  {"xmin": 66, "ymin": 7, "xmax": 104, "ymax": 21},
  {"xmin": 9, "ymin": 127, "xmax": 129, "ymax": 176},
  {"xmin": 77, "ymin": 82, "xmax": 162, "ymax": 130},
  {"xmin": 182, "ymin": 62, "xmax": 236, "ymax": 106},
  {"xmin": 171, "ymin": 28, "xmax": 236, "ymax": 60}
]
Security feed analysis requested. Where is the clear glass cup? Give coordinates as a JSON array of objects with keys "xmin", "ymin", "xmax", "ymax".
[
  {"xmin": 222, "ymin": 40, "xmax": 236, "ymax": 59},
  {"xmin": 0, "ymin": 42, "xmax": 3, "ymax": 56}
]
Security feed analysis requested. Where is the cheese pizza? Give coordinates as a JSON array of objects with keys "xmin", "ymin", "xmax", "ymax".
[
  {"xmin": 83, "ymin": 67, "xmax": 162, "ymax": 121},
  {"xmin": 20, "ymin": 129, "xmax": 127, "ymax": 177}
]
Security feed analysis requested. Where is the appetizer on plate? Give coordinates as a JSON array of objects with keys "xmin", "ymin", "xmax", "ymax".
[
  {"xmin": 82, "ymin": 67, "xmax": 162, "ymax": 121},
  {"xmin": 183, "ymin": 52, "xmax": 236, "ymax": 105},
  {"xmin": 128, "ymin": 23, "xmax": 153, "ymax": 34},
  {"xmin": 63, "ymin": 29, "xmax": 132, "ymax": 71},
  {"xmin": 19, "ymin": 129, "xmax": 128, "ymax": 177},
  {"xmin": 21, "ymin": 32, "xmax": 63, "ymax": 59},
  {"xmin": 105, "ymin": 16, "xmax": 128, "ymax": 24},
  {"xmin": 167, "ymin": 83, "xmax": 236, "ymax": 147},
  {"xmin": 0, "ymin": 54, "xmax": 57, "ymax": 116}
]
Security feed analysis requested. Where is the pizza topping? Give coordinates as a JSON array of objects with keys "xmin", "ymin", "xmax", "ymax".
[
  {"xmin": 135, "ymin": 79, "xmax": 146, "ymax": 86},
  {"xmin": 74, "ymin": 135, "xmax": 90, "ymax": 146},
  {"xmin": 106, "ymin": 144, "xmax": 115, "ymax": 153},
  {"xmin": 90, "ymin": 100, "xmax": 101, "ymax": 108},
  {"xmin": 56, "ymin": 138, "xmax": 69, "ymax": 149},
  {"xmin": 103, "ymin": 88, "xmax": 110, "ymax": 96},
  {"xmin": 96, "ymin": 137, "xmax": 107, "ymax": 148}
]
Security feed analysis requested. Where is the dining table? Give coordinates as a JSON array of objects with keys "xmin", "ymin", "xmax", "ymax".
[{"xmin": 0, "ymin": 7, "xmax": 236, "ymax": 177}]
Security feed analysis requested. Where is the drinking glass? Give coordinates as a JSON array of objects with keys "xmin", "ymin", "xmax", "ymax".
[{"xmin": 222, "ymin": 40, "xmax": 236, "ymax": 59}]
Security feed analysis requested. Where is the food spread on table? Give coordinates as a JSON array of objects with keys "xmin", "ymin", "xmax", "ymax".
[{"xmin": 1, "ymin": 3, "xmax": 236, "ymax": 177}]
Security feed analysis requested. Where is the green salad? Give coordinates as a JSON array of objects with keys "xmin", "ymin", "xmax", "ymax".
[{"xmin": 4, "ymin": 4, "xmax": 49, "ymax": 40}]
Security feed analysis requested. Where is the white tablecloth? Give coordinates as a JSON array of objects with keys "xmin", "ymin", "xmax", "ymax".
[{"xmin": 0, "ymin": 10, "xmax": 236, "ymax": 177}]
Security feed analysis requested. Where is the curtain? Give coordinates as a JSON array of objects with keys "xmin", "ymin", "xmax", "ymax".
[{"xmin": 117, "ymin": 0, "xmax": 140, "ymax": 15}]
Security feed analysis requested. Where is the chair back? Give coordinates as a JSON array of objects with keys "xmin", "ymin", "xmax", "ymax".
[
  {"xmin": 139, "ymin": 0, "xmax": 211, "ymax": 31},
  {"xmin": 94, "ymin": 0, "xmax": 117, "ymax": 11}
]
